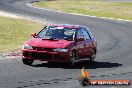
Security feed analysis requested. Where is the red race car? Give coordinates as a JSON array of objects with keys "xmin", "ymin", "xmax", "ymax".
[{"xmin": 21, "ymin": 24, "xmax": 97, "ymax": 65}]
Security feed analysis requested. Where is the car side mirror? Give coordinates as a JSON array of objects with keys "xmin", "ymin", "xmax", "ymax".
[
  {"xmin": 31, "ymin": 33, "xmax": 36, "ymax": 37},
  {"xmin": 75, "ymin": 37, "xmax": 84, "ymax": 42}
]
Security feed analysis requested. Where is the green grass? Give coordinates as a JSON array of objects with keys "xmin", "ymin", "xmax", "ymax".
[
  {"xmin": 0, "ymin": 17, "xmax": 43, "ymax": 52},
  {"xmin": 34, "ymin": 0, "xmax": 132, "ymax": 20}
]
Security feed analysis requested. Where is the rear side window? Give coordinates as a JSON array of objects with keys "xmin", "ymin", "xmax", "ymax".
[
  {"xmin": 81, "ymin": 28, "xmax": 91, "ymax": 40},
  {"xmin": 76, "ymin": 29, "xmax": 84, "ymax": 39},
  {"xmin": 86, "ymin": 27, "xmax": 94, "ymax": 39}
]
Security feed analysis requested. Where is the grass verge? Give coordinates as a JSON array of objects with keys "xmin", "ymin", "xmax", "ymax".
[
  {"xmin": 0, "ymin": 17, "xmax": 43, "ymax": 52},
  {"xmin": 34, "ymin": 0, "xmax": 132, "ymax": 20}
]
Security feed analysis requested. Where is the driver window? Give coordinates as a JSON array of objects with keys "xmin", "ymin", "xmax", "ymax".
[{"xmin": 77, "ymin": 29, "xmax": 84, "ymax": 39}]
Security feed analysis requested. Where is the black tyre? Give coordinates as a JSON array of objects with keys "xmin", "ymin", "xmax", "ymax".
[
  {"xmin": 22, "ymin": 58, "xmax": 34, "ymax": 65},
  {"xmin": 70, "ymin": 51, "xmax": 78, "ymax": 66},
  {"xmin": 89, "ymin": 49, "xmax": 96, "ymax": 62}
]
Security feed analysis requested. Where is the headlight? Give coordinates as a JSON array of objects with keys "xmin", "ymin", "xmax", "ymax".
[
  {"xmin": 23, "ymin": 45, "xmax": 33, "ymax": 49},
  {"xmin": 53, "ymin": 48, "xmax": 68, "ymax": 52}
]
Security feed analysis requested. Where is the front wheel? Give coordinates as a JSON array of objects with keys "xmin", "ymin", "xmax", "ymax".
[
  {"xmin": 22, "ymin": 58, "xmax": 34, "ymax": 65},
  {"xmin": 70, "ymin": 51, "xmax": 78, "ymax": 66},
  {"xmin": 89, "ymin": 49, "xmax": 96, "ymax": 62}
]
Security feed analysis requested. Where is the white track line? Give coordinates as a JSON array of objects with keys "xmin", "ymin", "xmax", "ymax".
[
  {"xmin": 68, "ymin": 13, "xmax": 132, "ymax": 22},
  {"xmin": 28, "ymin": 2, "xmax": 132, "ymax": 22},
  {"xmin": 0, "ymin": 10, "xmax": 46, "ymax": 24}
]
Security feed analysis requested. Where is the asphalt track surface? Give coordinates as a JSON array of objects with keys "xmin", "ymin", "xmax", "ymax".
[{"xmin": 0, "ymin": 0, "xmax": 132, "ymax": 88}]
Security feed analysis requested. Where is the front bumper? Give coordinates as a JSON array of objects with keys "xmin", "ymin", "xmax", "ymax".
[{"xmin": 21, "ymin": 49, "xmax": 71, "ymax": 62}]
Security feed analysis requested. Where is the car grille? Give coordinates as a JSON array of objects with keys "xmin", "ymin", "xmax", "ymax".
[
  {"xmin": 23, "ymin": 52, "xmax": 52, "ymax": 59},
  {"xmin": 33, "ymin": 47, "xmax": 53, "ymax": 52}
]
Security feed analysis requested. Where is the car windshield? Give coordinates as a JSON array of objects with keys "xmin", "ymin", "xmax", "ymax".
[{"xmin": 36, "ymin": 26, "xmax": 76, "ymax": 40}]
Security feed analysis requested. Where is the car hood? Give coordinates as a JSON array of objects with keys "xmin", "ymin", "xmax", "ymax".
[{"xmin": 25, "ymin": 38, "xmax": 74, "ymax": 48}]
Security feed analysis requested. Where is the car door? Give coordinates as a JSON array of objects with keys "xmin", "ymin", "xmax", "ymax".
[
  {"xmin": 75, "ymin": 28, "xmax": 86, "ymax": 59},
  {"xmin": 81, "ymin": 27, "xmax": 93, "ymax": 57}
]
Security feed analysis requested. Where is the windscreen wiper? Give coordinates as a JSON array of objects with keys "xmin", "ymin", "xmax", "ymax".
[
  {"xmin": 42, "ymin": 38, "xmax": 58, "ymax": 40},
  {"xmin": 63, "ymin": 38, "xmax": 72, "ymax": 41}
]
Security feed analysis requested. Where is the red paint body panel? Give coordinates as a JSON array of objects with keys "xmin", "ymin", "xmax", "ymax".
[
  {"xmin": 26, "ymin": 38, "xmax": 73, "ymax": 49},
  {"xmin": 21, "ymin": 24, "xmax": 97, "ymax": 63},
  {"xmin": 22, "ymin": 49, "xmax": 70, "ymax": 62},
  {"xmin": 22, "ymin": 38, "xmax": 74, "ymax": 62}
]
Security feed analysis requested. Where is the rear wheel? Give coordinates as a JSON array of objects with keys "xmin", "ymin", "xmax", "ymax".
[
  {"xmin": 89, "ymin": 49, "xmax": 96, "ymax": 62},
  {"xmin": 22, "ymin": 58, "xmax": 34, "ymax": 65}
]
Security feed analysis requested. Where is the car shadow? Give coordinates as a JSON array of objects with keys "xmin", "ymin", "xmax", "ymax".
[{"xmin": 31, "ymin": 61, "xmax": 122, "ymax": 69}]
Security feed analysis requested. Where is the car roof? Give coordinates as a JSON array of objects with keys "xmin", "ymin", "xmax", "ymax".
[{"xmin": 48, "ymin": 24, "xmax": 81, "ymax": 29}]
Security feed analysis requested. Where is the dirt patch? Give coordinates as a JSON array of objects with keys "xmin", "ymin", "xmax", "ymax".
[{"xmin": 0, "ymin": 11, "xmax": 21, "ymax": 18}]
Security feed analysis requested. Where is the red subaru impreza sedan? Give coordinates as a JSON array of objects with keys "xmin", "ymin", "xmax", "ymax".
[{"xmin": 21, "ymin": 24, "xmax": 97, "ymax": 65}]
